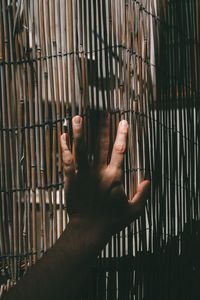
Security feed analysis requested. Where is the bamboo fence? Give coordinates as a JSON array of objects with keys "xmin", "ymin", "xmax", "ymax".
[{"xmin": 0, "ymin": 0, "xmax": 199, "ymax": 299}]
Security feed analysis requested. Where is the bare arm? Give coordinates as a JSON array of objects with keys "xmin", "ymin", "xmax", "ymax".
[{"xmin": 3, "ymin": 114, "xmax": 150, "ymax": 300}]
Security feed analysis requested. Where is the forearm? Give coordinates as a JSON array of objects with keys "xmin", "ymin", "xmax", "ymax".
[
  {"xmin": 3, "ymin": 114, "xmax": 149, "ymax": 300},
  {"xmin": 3, "ymin": 219, "xmax": 108, "ymax": 300}
]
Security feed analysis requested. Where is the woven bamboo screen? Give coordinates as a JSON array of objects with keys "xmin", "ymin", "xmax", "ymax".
[{"xmin": 0, "ymin": 0, "xmax": 200, "ymax": 299}]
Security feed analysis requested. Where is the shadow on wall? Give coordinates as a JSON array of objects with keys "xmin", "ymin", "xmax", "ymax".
[{"xmin": 82, "ymin": 220, "xmax": 200, "ymax": 300}]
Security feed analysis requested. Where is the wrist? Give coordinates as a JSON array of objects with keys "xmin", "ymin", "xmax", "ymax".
[{"xmin": 66, "ymin": 214, "xmax": 111, "ymax": 252}]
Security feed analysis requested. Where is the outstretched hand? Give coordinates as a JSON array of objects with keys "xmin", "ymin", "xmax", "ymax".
[
  {"xmin": 3, "ymin": 113, "xmax": 150, "ymax": 300},
  {"xmin": 61, "ymin": 113, "xmax": 150, "ymax": 239}
]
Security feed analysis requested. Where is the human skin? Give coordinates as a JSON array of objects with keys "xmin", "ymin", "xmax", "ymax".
[{"xmin": 3, "ymin": 114, "xmax": 150, "ymax": 300}]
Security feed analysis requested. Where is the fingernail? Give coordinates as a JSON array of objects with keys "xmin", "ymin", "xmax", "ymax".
[
  {"xmin": 120, "ymin": 120, "xmax": 128, "ymax": 128},
  {"xmin": 73, "ymin": 116, "xmax": 82, "ymax": 125}
]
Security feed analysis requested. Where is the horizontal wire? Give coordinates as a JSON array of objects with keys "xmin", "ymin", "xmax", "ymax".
[
  {"xmin": 0, "ymin": 250, "xmax": 45, "ymax": 260},
  {"xmin": 0, "ymin": 118, "xmax": 63, "ymax": 132},
  {"xmin": 0, "ymin": 109, "xmax": 198, "ymax": 146},
  {"xmin": 0, "ymin": 44, "xmax": 196, "ymax": 96},
  {"xmin": 0, "ymin": 182, "xmax": 64, "ymax": 194},
  {"xmin": 0, "ymin": 45, "xmax": 157, "ymax": 66}
]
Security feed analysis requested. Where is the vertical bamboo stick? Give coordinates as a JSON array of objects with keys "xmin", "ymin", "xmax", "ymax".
[{"xmin": 43, "ymin": 0, "xmax": 56, "ymax": 246}]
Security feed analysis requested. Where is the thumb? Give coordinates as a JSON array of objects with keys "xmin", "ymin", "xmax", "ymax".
[{"xmin": 128, "ymin": 180, "xmax": 151, "ymax": 217}]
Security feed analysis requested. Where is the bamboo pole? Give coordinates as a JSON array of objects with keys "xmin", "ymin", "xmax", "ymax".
[
  {"xmin": 0, "ymin": 0, "xmax": 200, "ymax": 297},
  {"xmin": 43, "ymin": 0, "xmax": 55, "ymax": 247}
]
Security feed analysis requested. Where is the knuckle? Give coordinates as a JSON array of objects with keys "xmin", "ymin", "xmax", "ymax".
[
  {"xmin": 63, "ymin": 151, "xmax": 73, "ymax": 166},
  {"xmin": 65, "ymin": 157, "xmax": 73, "ymax": 165},
  {"xmin": 74, "ymin": 128, "xmax": 83, "ymax": 139},
  {"xmin": 119, "ymin": 127, "xmax": 128, "ymax": 134},
  {"xmin": 63, "ymin": 148, "xmax": 70, "ymax": 154},
  {"xmin": 114, "ymin": 143, "xmax": 125, "ymax": 154}
]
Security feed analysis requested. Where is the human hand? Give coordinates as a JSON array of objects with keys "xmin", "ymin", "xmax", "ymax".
[{"xmin": 60, "ymin": 113, "xmax": 150, "ymax": 241}]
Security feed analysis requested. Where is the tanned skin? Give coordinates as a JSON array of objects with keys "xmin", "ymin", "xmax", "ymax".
[{"xmin": 3, "ymin": 114, "xmax": 150, "ymax": 300}]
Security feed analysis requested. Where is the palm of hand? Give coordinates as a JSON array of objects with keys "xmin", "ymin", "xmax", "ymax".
[{"xmin": 61, "ymin": 114, "xmax": 150, "ymax": 235}]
